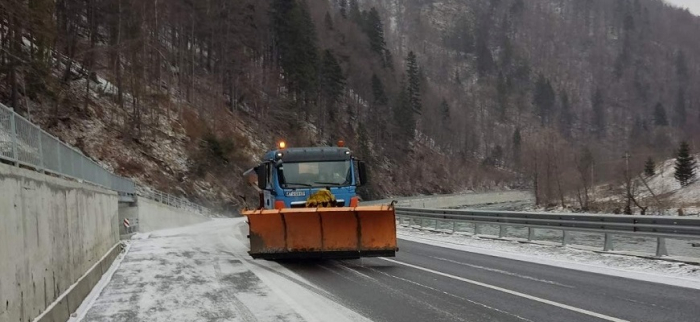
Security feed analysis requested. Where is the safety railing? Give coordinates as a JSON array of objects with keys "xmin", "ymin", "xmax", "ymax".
[
  {"xmin": 137, "ymin": 186, "xmax": 213, "ymax": 217},
  {"xmin": 396, "ymin": 207, "xmax": 700, "ymax": 257},
  {"xmin": 0, "ymin": 103, "xmax": 216, "ymax": 216},
  {"xmin": 0, "ymin": 103, "xmax": 135, "ymax": 194}
]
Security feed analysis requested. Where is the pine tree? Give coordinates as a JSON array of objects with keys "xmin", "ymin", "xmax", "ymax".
[
  {"xmin": 475, "ymin": 18, "xmax": 494, "ymax": 77},
  {"xmin": 512, "ymin": 128, "xmax": 522, "ymax": 167},
  {"xmin": 674, "ymin": 88, "xmax": 686, "ymax": 127},
  {"xmin": 339, "ymin": 0, "xmax": 347, "ymax": 18},
  {"xmin": 591, "ymin": 88, "xmax": 606, "ymax": 138},
  {"xmin": 676, "ymin": 50, "xmax": 689, "ymax": 84},
  {"xmin": 496, "ymin": 72, "xmax": 508, "ymax": 121},
  {"xmin": 371, "ymin": 74, "xmax": 388, "ymax": 106},
  {"xmin": 654, "ymin": 102, "xmax": 668, "ymax": 126},
  {"xmin": 440, "ymin": 99, "xmax": 450, "ymax": 122},
  {"xmin": 533, "ymin": 74, "xmax": 555, "ymax": 126},
  {"xmin": 644, "ymin": 157, "xmax": 655, "ymax": 176},
  {"xmin": 272, "ymin": 0, "xmax": 319, "ymax": 101},
  {"xmin": 365, "ymin": 7, "xmax": 386, "ymax": 55},
  {"xmin": 559, "ymin": 90, "xmax": 574, "ymax": 137},
  {"xmin": 324, "ymin": 11, "xmax": 334, "ymax": 30},
  {"xmin": 393, "ymin": 82, "xmax": 415, "ymax": 140},
  {"xmin": 320, "ymin": 49, "xmax": 345, "ymax": 120},
  {"xmin": 406, "ymin": 51, "xmax": 422, "ymax": 113},
  {"xmin": 674, "ymin": 141, "xmax": 697, "ymax": 186},
  {"xmin": 349, "ymin": 0, "xmax": 362, "ymax": 24}
]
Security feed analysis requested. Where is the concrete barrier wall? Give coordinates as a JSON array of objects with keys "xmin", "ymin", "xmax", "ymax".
[
  {"xmin": 136, "ymin": 198, "xmax": 209, "ymax": 233},
  {"xmin": 0, "ymin": 163, "xmax": 119, "ymax": 322}
]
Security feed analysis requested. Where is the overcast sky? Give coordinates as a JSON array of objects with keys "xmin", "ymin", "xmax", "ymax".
[{"xmin": 664, "ymin": 0, "xmax": 700, "ymax": 16}]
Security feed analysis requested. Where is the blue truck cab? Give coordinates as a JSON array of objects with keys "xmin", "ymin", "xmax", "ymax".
[{"xmin": 252, "ymin": 142, "xmax": 367, "ymax": 209}]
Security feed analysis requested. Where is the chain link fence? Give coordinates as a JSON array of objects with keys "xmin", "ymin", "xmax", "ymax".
[{"xmin": 0, "ymin": 103, "xmax": 216, "ymax": 216}]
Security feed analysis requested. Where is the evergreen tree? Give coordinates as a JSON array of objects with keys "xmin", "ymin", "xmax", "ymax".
[
  {"xmin": 324, "ymin": 11, "xmax": 334, "ymax": 30},
  {"xmin": 319, "ymin": 49, "xmax": 345, "ymax": 120},
  {"xmin": 339, "ymin": 0, "xmax": 347, "ymax": 18},
  {"xmin": 406, "ymin": 51, "xmax": 422, "ymax": 113},
  {"xmin": 393, "ymin": 83, "xmax": 416, "ymax": 140},
  {"xmin": 674, "ymin": 88, "xmax": 686, "ymax": 127},
  {"xmin": 349, "ymin": 0, "xmax": 362, "ymax": 24},
  {"xmin": 533, "ymin": 74, "xmax": 555, "ymax": 126},
  {"xmin": 383, "ymin": 49, "xmax": 394, "ymax": 70},
  {"xmin": 676, "ymin": 50, "xmax": 689, "ymax": 84},
  {"xmin": 440, "ymin": 99, "xmax": 450, "ymax": 129},
  {"xmin": 654, "ymin": 102, "xmax": 668, "ymax": 126},
  {"xmin": 447, "ymin": 15, "xmax": 474, "ymax": 54},
  {"xmin": 475, "ymin": 18, "xmax": 494, "ymax": 77},
  {"xmin": 559, "ymin": 90, "xmax": 574, "ymax": 137},
  {"xmin": 512, "ymin": 128, "xmax": 522, "ymax": 166},
  {"xmin": 496, "ymin": 72, "xmax": 508, "ymax": 120},
  {"xmin": 272, "ymin": 0, "xmax": 319, "ymax": 101},
  {"xmin": 644, "ymin": 157, "xmax": 655, "ymax": 176},
  {"xmin": 591, "ymin": 88, "xmax": 606, "ymax": 138},
  {"xmin": 371, "ymin": 74, "xmax": 388, "ymax": 106},
  {"xmin": 365, "ymin": 7, "xmax": 386, "ymax": 55},
  {"xmin": 674, "ymin": 141, "xmax": 697, "ymax": 186}
]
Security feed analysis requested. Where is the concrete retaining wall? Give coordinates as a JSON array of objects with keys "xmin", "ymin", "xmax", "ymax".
[
  {"xmin": 0, "ymin": 163, "xmax": 119, "ymax": 322},
  {"xmin": 136, "ymin": 198, "xmax": 209, "ymax": 233}
]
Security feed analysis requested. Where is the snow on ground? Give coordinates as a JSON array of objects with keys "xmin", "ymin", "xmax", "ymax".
[
  {"xmin": 398, "ymin": 226, "xmax": 700, "ymax": 290},
  {"xmin": 638, "ymin": 156, "xmax": 700, "ymax": 214},
  {"xmin": 79, "ymin": 219, "xmax": 371, "ymax": 322}
]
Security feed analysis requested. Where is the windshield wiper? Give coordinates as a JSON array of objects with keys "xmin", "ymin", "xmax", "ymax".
[
  {"xmin": 314, "ymin": 182, "xmax": 347, "ymax": 186},
  {"xmin": 284, "ymin": 182, "xmax": 313, "ymax": 187}
]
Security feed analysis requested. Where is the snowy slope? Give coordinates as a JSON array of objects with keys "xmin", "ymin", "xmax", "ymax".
[{"xmin": 636, "ymin": 155, "xmax": 700, "ymax": 215}]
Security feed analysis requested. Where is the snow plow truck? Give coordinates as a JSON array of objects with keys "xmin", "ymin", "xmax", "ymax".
[{"xmin": 242, "ymin": 141, "xmax": 397, "ymax": 260}]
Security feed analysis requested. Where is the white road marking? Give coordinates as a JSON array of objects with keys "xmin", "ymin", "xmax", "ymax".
[
  {"xmin": 430, "ymin": 256, "xmax": 575, "ymax": 288},
  {"xmin": 362, "ymin": 265, "xmax": 534, "ymax": 322},
  {"xmin": 381, "ymin": 258, "xmax": 630, "ymax": 322}
]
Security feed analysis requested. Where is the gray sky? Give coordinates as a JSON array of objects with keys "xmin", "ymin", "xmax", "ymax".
[{"xmin": 664, "ymin": 0, "xmax": 700, "ymax": 16}]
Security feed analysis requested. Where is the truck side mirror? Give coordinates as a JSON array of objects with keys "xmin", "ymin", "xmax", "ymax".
[
  {"xmin": 255, "ymin": 165, "xmax": 267, "ymax": 190},
  {"xmin": 358, "ymin": 161, "xmax": 368, "ymax": 186}
]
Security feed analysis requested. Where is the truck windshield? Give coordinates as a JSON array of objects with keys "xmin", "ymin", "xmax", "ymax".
[{"xmin": 281, "ymin": 161, "xmax": 352, "ymax": 188}]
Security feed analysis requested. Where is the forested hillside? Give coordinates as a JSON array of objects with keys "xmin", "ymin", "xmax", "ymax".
[
  {"xmin": 1, "ymin": 0, "xmax": 699, "ymax": 211},
  {"xmin": 359, "ymin": 0, "xmax": 700, "ymax": 209}
]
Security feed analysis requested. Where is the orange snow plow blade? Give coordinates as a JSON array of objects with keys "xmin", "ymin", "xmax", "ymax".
[{"xmin": 242, "ymin": 205, "xmax": 397, "ymax": 260}]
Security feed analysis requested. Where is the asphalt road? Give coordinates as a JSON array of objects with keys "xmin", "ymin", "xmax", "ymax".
[{"xmin": 282, "ymin": 239, "xmax": 700, "ymax": 322}]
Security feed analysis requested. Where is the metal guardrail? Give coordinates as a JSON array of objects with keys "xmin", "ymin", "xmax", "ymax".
[
  {"xmin": 396, "ymin": 208, "xmax": 700, "ymax": 257},
  {"xmin": 0, "ymin": 103, "xmax": 216, "ymax": 216},
  {"xmin": 0, "ymin": 103, "xmax": 135, "ymax": 193},
  {"xmin": 137, "ymin": 186, "xmax": 213, "ymax": 217}
]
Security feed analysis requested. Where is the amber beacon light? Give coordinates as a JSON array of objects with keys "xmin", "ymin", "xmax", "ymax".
[{"xmin": 278, "ymin": 141, "xmax": 287, "ymax": 149}]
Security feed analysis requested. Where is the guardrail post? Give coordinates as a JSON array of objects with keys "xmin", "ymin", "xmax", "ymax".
[
  {"xmin": 656, "ymin": 237, "xmax": 669, "ymax": 257},
  {"xmin": 57, "ymin": 142, "xmax": 62, "ymax": 173},
  {"xmin": 10, "ymin": 111, "xmax": 18, "ymax": 165},
  {"xmin": 562, "ymin": 230, "xmax": 570, "ymax": 246},
  {"xmin": 452, "ymin": 221, "xmax": 456, "ymax": 233},
  {"xmin": 421, "ymin": 218, "xmax": 425, "ymax": 229},
  {"xmin": 499, "ymin": 225, "xmax": 506, "ymax": 238},
  {"xmin": 435, "ymin": 220, "xmax": 439, "ymax": 230},
  {"xmin": 528, "ymin": 227, "xmax": 534, "ymax": 241},
  {"xmin": 37, "ymin": 128, "xmax": 44, "ymax": 172},
  {"xmin": 604, "ymin": 233, "xmax": 614, "ymax": 251},
  {"xmin": 474, "ymin": 223, "xmax": 480, "ymax": 235}
]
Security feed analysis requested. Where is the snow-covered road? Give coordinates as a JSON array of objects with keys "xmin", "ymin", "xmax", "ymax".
[
  {"xmin": 79, "ymin": 219, "xmax": 370, "ymax": 322},
  {"xmin": 76, "ymin": 210, "xmax": 700, "ymax": 322}
]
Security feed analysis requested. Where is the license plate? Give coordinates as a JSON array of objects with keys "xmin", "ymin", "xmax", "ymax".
[{"xmin": 285, "ymin": 191, "xmax": 306, "ymax": 197}]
